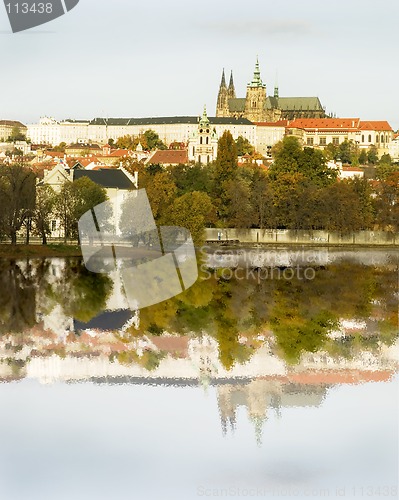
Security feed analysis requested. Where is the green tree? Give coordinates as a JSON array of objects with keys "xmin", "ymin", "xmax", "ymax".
[
  {"xmin": 143, "ymin": 129, "xmax": 167, "ymax": 150},
  {"xmin": 235, "ymin": 135, "xmax": 255, "ymax": 156},
  {"xmin": 214, "ymin": 130, "xmax": 238, "ymax": 187},
  {"xmin": 373, "ymin": 171, "xmax": 399, "ymax": 231},
  {"xmin": 379, "ymin": 153, "xmax": 392, "ymax": 166},
  {"xmin": 0, "ymin": 164, "xmax": 36, "ymax": 245},
  {"xmin": 169, "ymin": 163, "xmax": 212, "ymax": 196},
  {"xmin": 322, "ymin": 180, "xmax": 366, "ymax": 233},
  {"xmin": 338, "ymin": 139, "xmax": 359, "ymax": 165},
  {"xmin": 170, "ymin": 191, "xmax": 216, "ymax": 246},
  {"xmin": 145, "ymin": 171, "xmax": 177, "ymax": 223},
  {"xmin": 55, "ymin": 177, "xmax": 108, "ymax": 242},
  {"xmin": 33, "ymin": 185, "xmax": 57, "ymax": 245},
  {"xmin": 358, "ymin": 149, "xmax": 368, "ymax": 165},
  {"xmin": 7, "ymin": 126, "xmax": 27, "ymax": 143},
  {"xmin": 213, "ymin": 131, "xmax": 238, "ymax": 220},
  {"xmin": 52, "ymin": 142, "xmax": 67, "ymax": 153},
  {"xmin": 367, "ymin": 145, "xmax": 379, "ymax": 165},
  {"xmin": 224, "ymin": 177, "xmax": 253, "ymax": 228},
  {"xmin": 270, "ymin": 136, "xmax": 337, "ymax": 187}
]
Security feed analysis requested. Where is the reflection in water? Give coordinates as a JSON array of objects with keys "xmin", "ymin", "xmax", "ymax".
[
  {"xmin": 0, "ymin": 253, "xmax": 397, "ymax": 426},
  {"xmin": 0, "ymin": 253, "xmax": 397, "ymax": 497}
]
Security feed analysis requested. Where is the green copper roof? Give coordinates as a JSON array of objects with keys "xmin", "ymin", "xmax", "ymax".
[
  {"xmin": 228, "ymin": 98, "xmax": 246, "ymax": 112},
  {"xmin": 199, "ymin": 105, "xmax": 210, "ymax": 128},
  {"xmin": 276, "ymin": 97, "xmax": 324, "ymax": 111},
  {"xmin": 248, "ymin": 57, "xmax": 266, "ymax": 88}
]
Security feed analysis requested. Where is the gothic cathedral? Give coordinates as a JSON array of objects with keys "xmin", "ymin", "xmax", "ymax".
[{"xmin": 216, "ymin": 58, "xmax": 326, "ymax": 122}]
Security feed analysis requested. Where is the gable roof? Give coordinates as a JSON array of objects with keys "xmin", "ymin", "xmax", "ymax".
[
  {"xmin": 73, "ymin": 169, "xmax": 135, "ymax": 189},
  {"xmin": 359, "ymin": 121, "xmax": 392, "ymax": 131},
  {"xmin": 149, "ymin": 149, "xmax": 189, "ymax": 165}
]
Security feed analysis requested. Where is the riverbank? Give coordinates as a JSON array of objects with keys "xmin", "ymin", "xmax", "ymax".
[
  {"xmin": 205, "ymin": 228, "xmax": 399, "ymax": 247},
  {"xmin": 0, "ymin": 244, "xmax": 82, "ymax": 259}
]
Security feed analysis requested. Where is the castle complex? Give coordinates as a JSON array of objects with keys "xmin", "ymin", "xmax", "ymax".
[{"xmin": 216, "ymin": 58, "xmax": 326, "ymax": 122}]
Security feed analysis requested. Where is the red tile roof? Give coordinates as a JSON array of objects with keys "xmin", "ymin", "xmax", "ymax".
[
  {"xmin": 359, "ymin": 121, "xmax": 392, "ymax": 131},
  {"xmin": 255, "ymin": 120, "xmax": 289, "ymax": 127},
  {"xmin": 149, "ymin": 149, "xmax": 189, "ymax": 165},
  {"xmin": 110, "ymin": 149, "xmax": 130, "ymax": 157},
  {"xmin": 287, "ymin": 118, "xmax": 360, "ymax": 130}
]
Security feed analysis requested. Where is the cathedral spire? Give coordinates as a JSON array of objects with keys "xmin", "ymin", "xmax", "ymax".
[
  {"xmin": 220, "ymin": 68, "xmax": 227, "ymax": 88},
  {"xmin": 228, "ymin": 70, "xmax": 236, "ymax": 99}
]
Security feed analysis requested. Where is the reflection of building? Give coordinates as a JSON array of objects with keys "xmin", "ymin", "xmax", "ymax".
[{"xmin": 218, "ymin": 379, "xmax": 327, "ymax": 441}]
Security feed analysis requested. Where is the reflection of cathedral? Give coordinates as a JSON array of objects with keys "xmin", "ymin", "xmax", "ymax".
[
  {"xmin": 217, "ymin": 379, "xmax": 327, "ymax": 443},
  {"xmin": 216, "ymin": 58, "xmax": 326, "ymax": 122}
]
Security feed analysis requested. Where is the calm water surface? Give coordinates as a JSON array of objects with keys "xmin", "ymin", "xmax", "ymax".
[{"xmin": 0, "ymin": 249, "xmax": 398, "ymax": 499}]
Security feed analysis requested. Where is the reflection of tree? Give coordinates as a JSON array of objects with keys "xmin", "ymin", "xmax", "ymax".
[
  {"xmin": 0, "ymin": 260, "xmax": 37, "ymax": 334},
  {"xmin": 125, "ymin": 261, "xmax": 398, "ymax": 369},
  {"xmin": 49, "ymin": 260, "xmax": 113, "ymax": 323}
]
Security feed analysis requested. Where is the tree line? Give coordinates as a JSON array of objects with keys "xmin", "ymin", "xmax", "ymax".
[
  {"xmin": 122, "ymin": 132, "xmax": 399, "ymax": 241},
  {"xmin": 1, "ymin": 133, "xmax": 398, "ymax": 246}
]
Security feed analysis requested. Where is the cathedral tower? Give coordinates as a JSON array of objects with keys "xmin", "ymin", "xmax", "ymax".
[
  {"xmin": 216, "ymin": 69, "xmax": 229, "ymax": 117},
  {"xmin": 244, "ymin": 57, "xmax": 267, "ymax": 122}
]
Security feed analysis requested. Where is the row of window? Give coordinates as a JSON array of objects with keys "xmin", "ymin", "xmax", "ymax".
[{"xmin": 307, "ymin": 134, "xmax": 391, "ymax": 146}]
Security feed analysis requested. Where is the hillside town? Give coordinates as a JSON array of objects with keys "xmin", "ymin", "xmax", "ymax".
[{"xmin": 0, "ymin": 61, "xmax": 398, "ymax": 245}]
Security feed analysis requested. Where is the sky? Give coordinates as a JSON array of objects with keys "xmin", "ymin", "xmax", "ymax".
[
  {"xmin": 0, "ymin": 0, "xmax": 398, "ymax": 129},
  {"xmin": 0, "ymin": 379, "xmax": 397, "ymax": 499}
]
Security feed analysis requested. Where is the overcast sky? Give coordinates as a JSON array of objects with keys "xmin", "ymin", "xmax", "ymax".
[{"xmin": 0, "ymin": 0, "xmax": 398, "ymax": 129}]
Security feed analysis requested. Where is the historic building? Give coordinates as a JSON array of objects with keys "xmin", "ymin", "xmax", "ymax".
[
  {"xmin": 216, "ymin": 58, "xmax": 326, "ymax": 122},
  {"xmin": 188, "ymin": 106, "xmax": 218, "ymax": 163}
]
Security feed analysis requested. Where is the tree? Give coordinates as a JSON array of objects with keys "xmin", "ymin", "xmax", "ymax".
[
  {"xmin": 235, "ymin": 136, "xmax": 255, "ymax": 156},
  {"xmin": 144, "ymin": 171, "xmax": 177, "ymax": 224},
  {"xmin": 55, "ymin": 177, "xmax": 108, "ymax": 243},
  {"xmin": 213, "ymin": 131, "xmax": 238, "ymax": 219},
  {"xmin": 367, "ymin": 145, "xmax": 379, "ymax": 165},
  {"xmin": 269, "ymin": 136, "xmax": 337, "ymax": 187},
  {"xmin": 223, "ymin": 177, "xmax": 253, "ymax": 228},
  {"xmin": 0, "ymin": 164, "xmax": 36, "ymax": 245},
  {"xmin": 32, "ymin": 185, "xmax": 57, "ymax": 245},
  {"xmin": 358, "ymin": 149, "xmax": 368, "ymax": 165},
  {"xmin": 170, "ymin": 191, "xmax": 216, "ymax": 246},
  {"xmin": 373, "ymin": 171, "xmax": 399, "ymax": 231},
  {"xmin": 379, "ymin": 153, "xmax": 392, "ymax": 166},
  {"xmin": 338, "ymin": 139, "xmax": 359, "ymax": 165},
  {"xmin": 52, "ymin": 142, "xmax": 67, "ymax": 153},
  {"xmin": 7, "ymin": 126, "xmax": 26, "ymax": 143},
  {"xmin": 214, "ymin": 131, "xmax": 238, "ymax": 187},
  {"xmin": 322, "ymin": 180, "xmax": 366, "ymax": 233},
  {"xmin": 250, "ymin": 167, "xmax": 274, "ymax": 229},
  {"xmin": 143, "ymin": 130, "xmax": 167, "ymax": 151},
  {"xmin": 169, "ymin": 163, "xmax": 212, "ymax": 196}
]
